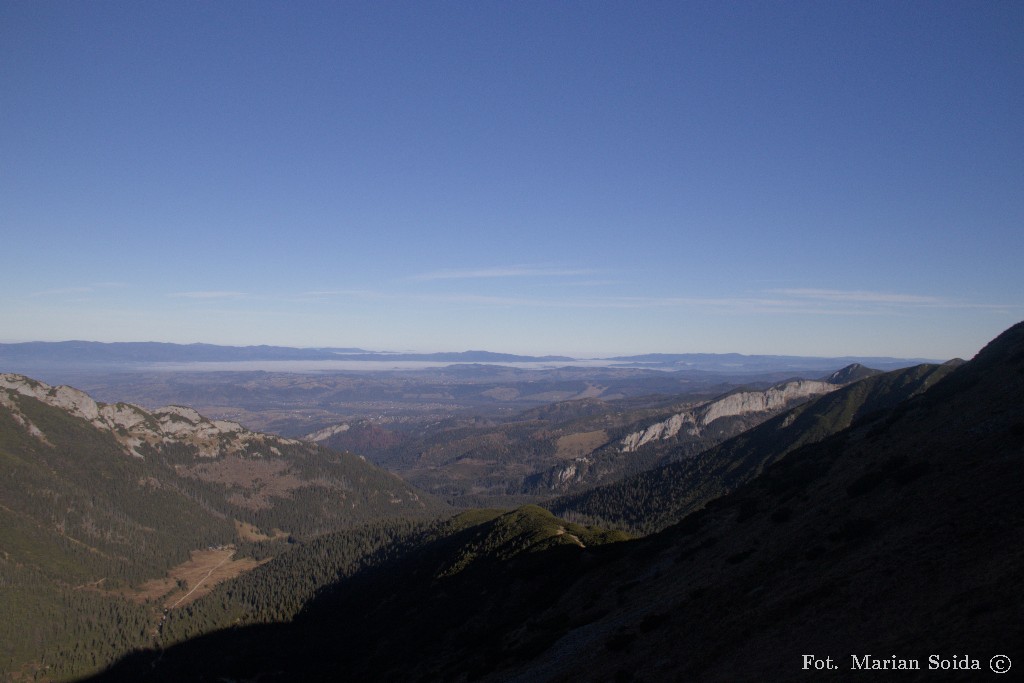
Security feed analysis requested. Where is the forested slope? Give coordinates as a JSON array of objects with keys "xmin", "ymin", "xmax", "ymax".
[{"xmin": 0, "ymin": 375, "xmax": 447, "ymax": 679}]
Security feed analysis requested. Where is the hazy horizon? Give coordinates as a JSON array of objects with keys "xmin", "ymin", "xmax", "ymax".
[{"xmin": 0, "ymin": 337, "xmax": 946, "ymax": 368}]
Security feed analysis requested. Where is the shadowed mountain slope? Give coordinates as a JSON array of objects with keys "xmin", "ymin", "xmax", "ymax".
[
  {"xmin": 524, "ymin": 374, "xmax": 852, "ymax": 496},
  {"xmin": 87, "ymin": 321, "xmax": 1024, "ymax": 681},
  {"xmin": 87, "ymin": 506, "xmax": 633, "ymax": 681},
  {"xmin": 548, "ymin": 360, "xmax": 958, "ymax": 533}
]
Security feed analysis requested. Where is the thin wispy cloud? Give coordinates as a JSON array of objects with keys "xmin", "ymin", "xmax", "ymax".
[
  {"xmin": 390, "ymin": 292, "xmax": 808, "ymax": 312},
  {"xmin": 272, "ymin": 289, "xmax": 896, "ymax": 313},
  {"xmin": 768, "ymin": 288, "xmax": 1014, "ymax": 311},
  {"xmin": 299, "ymin": 290, "xmax": 358, "ymax": 297},
  {"xmin": 168, "ymin": 291, "xmax": 247, "ymax": 299},
  {"xmin": 31, "ymin": 282, "xmax": 129, "ymax": 297},
  {"xmin": 560, "ymin": 279, "xmax": 624, "ymax": 288},
  {"xmin": 31, "ymin": 286, "xmax": 95, "ymax": 297},
  {"xmin": 153, "ymin": 286, "xmax": 1014, "ymax": 320},
  {"xmin": 411, "ymin": 266, "xmax": 596, "ymax": 281},
  {"xmin": 770, "ymin": 289, "xmax": 947, "ymax": 305},
  {"xmin": 384, "ymin": 288, "xmax": 1016, "ymax": 316}
]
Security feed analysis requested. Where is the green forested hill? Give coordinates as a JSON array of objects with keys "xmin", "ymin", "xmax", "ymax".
[
  {"xmin": 0, "ymin": 392, "xmax": 236, "ymax": 583},
  {"xmin": 0, "ymin": 375, "xmax": 448, "ymax": 679}
]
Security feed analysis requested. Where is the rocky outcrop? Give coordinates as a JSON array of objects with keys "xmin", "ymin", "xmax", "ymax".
[
  {"xmin": 619, "ymin": 379, "xmax": 839, "ymax": 453},
  {"xmin": 0, "ymin": 373, "xmax": 293, "ymax": 459},
  {"xmin": 620, "ymin": 412, "xmax": 699, "ymax": 452},
  {"xmin": 699, "ymin": 380, "xmax": 836, "ymax": 424},
  {"xmin": 306, "ymin": 423, "xmax": 351, "ymax": 442}
]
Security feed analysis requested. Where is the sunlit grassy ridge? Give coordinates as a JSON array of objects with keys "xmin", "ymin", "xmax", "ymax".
[{"xmin": 438, "ymin": 505, "xmax": 630, "ymax": 577}]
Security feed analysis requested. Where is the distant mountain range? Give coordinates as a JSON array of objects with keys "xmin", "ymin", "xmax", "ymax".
[
  {"xmin": 0, "ymin": 341, "xmax": 363, "ymax": 363},
  {"xmin": 0, "ymin": 341, "xmax": 573, "ymax": 366},
  {"xmin": 0, "ymin": 340, "xmax": 937, "ymax": 373}
]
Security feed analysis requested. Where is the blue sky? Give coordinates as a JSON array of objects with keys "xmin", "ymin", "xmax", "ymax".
[{"xmin": 2, "ymin": 1, "xmax": 1021, "ymax": 359}]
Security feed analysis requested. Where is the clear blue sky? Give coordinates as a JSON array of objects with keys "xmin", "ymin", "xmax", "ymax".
[{"xmin": 2, "ymin": 1, "xmax": 1021, "ymax": 359}]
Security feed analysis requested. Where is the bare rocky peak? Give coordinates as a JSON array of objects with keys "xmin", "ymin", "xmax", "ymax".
[
  {"xmin": 0, "ymin": 373, "xmax": 100, "ymax": 420},
  {"xmin": 0, "ymin": 373, "xmax": 292, "ymax": 459}
]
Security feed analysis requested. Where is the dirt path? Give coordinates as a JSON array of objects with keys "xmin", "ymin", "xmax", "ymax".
[
  {"xmin": 166, "ymin": 550, "xmax": 233, "ymax": 609},
  {"xmin": 556, "ymin": 527, "xmax": 586, "ymax": 548}
]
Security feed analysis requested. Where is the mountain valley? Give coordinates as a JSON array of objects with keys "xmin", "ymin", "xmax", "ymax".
[
  {"xmin": 0, "ymin": 327, "xmax": 1020, "ymax": 680},
  {"xmin": 77, "ymin": 321, "xmax": 1024, "ymax": 681}
]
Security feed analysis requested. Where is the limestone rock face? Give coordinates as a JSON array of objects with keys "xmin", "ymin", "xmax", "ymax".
[
  {"xmin": 0, "ymin": 373, "xmax": 100, "ymax": 421},
  {"xmin": 620, "ymin": 412, "xmax": 699, "ymax": 452},
  {"xmin": 699, "ymin": 380, "xmax": 836, "ymax": 425},
  {"xmin": 619, "ymin": 379, "xmax": 839, "ymax": 453},
  {"xmin": 307, "ymin": 423, "xmax": 352, "ymax": 442}
]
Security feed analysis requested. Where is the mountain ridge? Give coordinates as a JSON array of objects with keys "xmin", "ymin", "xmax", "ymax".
[
  {"xmin": 522, "ymin": 371, "xmax": 861, "ymax": 496},
  {"xmin": 549, "ymin": 360, "xmax": 957, "ymax": 533},
  {"xmin": 620, "ymin": 377, "xmax": 840, "ymax": 452},
  {"xmin": 1, "ymin": 373, "xmax": 264, "ymax": 459}
]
